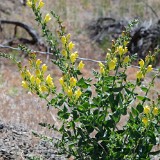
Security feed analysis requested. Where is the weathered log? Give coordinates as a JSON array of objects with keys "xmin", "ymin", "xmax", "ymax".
[{"xmin": 0, "ymin": 20, "xmax": 41, "ymax": 44}]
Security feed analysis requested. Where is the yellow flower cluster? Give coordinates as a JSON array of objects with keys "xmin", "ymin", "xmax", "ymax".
[
  {"xmin": 60, "ymin": 34, "xmax": 85, "ymax": 70},
  {"xmin": 142, "ymin": 105, "xmax": 159, "ymax": 126},
  {"xmin": 59, "ymin": 76, "xmax": 82, "ymax": 100},
  {"xmin": 27, "ymin": 0, "xmax": 44, "ymax": 9},
  {"xmin": 20, "ymin": 58, "xmax": 54, "ymax": 95},
  {"xmin": 116, "ymin": 45, "xmax": 128, "ymax": 56},
  {"xmin": 136, "ymin": 58, "xmax": 153, "ymax": 80}
]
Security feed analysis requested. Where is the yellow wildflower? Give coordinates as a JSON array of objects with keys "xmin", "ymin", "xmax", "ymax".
[
  {"xmin": 46, "ymin": 74, "xmax": 54, "ymax": 87},
  {"xmin": 22, "ymin": 81, "xmax": 28, "ymax": 89},
  {"xmin": 143, "ymin": 105, "xmax": 150, "ymax": 114},
  {"xmin": 117, "ymin": 46, "xmax": 124, "ymax": 55},
  {"xmin": 67, "ymin": 87, "xmax": 73, "ymax": 97},
  {"xmin": 70, "ymin": 77, "xmax": 77, "ymax": 87},
  {"xmin": 68, "ymin": 41, "xmax": 75, "ymax": 51},
  {"xmin": 38, "ymin": 0, "xmax": 44, "ymax": 8},
  {"xmin": 78, "ymin": 61, "xmax": 85, "ymax": 70},
  {"xmin": 26, "ymin": 0, "xmax": 32, "ymax": 7},
  {"xmin": 36, "ymin": 59, "xmax": 42, "ymax": 67},
  {"xmin": 30, "ymin": 75, "xmax": 35, "ymax": 84},
  {"xmin": 139, "ymin": 59, "xmax": 144, "ymax": 68},
  {"xmin": 35, "ymin": 69, "xmax": 41, "ymax": 77},
  {"xmin": 146, "ymin": 65, "xmax": 153, "ymax": 73},
  {"xmin": 153, "ymin": 107, "xmax": 159, "ymax": 115},
  {"xmin": 36, "ymin": 77, "xmax": 41, "ymax": 86},
  {"xmin": 42, "ymin": 64, "xmax": 47, "ymax": 72},
  {"xmin": 26, "ymin": 70, "xmax": 31, "ymax": 77},
  {"xmin": 108, "ymin": 60, "xmax": 116, "ymax": 70},
  {"xmin": 61, "ymin": 36, "xmax": 66, "ymax": 45},
  {"xmin": 106, "ymin": 53, "xmax": 111, "ymax": 59},
  {"xmin": 70, "ymin": 52, "xmax": 78, "ymax": 63},
  {"xmin": 75, "ymin": 88, "xmax": 82, "ymax": 99},
  {"xmin": 40, "ymin": 85, "xmax": 48, "ymax": 92},
  {"xmin": 61, "ymin": 50, "xmax": 67, "ymax": 57},
  {"xmin": 142, "ymin": 117, "xmax": 149, "ymax": 126},
  {"xmin": 21, "ymin": 72, "xmax": 25, "ymax": 79},
  {"xmin": 59, "ymin": 77, "xmax": 64, "ymax": 86},
  {"xmin": 136, "ymin": 71, "xmax": 144, "ymax": 80},
  {"xmin": 99, "ymin": 62, "xmax": 104, "ymax": 68},
  {"xmin": 124, "ymin": 55, "xmax": 130, "ymax": 64},
  {"xmin": 44, "ymin": 13, "xmax": 51, "ymax": 23},
  {"xmin": 66, "ymin": 33, "xmax": 71, "ymax": 41}
]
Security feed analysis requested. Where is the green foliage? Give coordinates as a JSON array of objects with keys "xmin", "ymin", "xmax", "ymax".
[{"xmin": 0, "ymin": 0, "xmax": 160, "ymax": 159}]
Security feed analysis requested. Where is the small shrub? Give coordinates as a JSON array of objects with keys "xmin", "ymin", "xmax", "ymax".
[{"xmin": 0, "ymin": 0, "xmax": 159, "ymax": 159}]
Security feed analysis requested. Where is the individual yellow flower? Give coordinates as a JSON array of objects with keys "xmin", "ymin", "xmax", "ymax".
[
  {"xmin": 78, "ymin": 61, "xmax": 85, "ymax": 70},
  {"xmin": 22, "ymin": 81, "xmax": 28, "ymax": 89},
  {"xmin": 61, "ymin": 49, "xmax": 67, "ymax": 57},
  {"xmin": 99, "ymin": 62, "xmax": 104, "ymax": 68},
  {"xmin": 27, "ymin": 0, "xmax": 32, "ymax": 7},
  {"xmin": 139, "ymin": 59, "xmax": 144, "ymax": 68},
  {"xmin": 68, "ymin": 41, "xmax": 75, "ymax": 51},
  {"xmin": 108, "ymin": 60, "xmax": 116, "ymax": 70},
  {"xmin": 40, "ymin": 85, "xmax": 48, "ymax": 92},
  {"xmin": 136, "ymin": 71, "xmax": 144, "ymax": 80},
  {"xmin": 35, "ymin": 69, "xmax": 41, "ymax": 77},
  {"xmin": 44, "ymin": 13, "xmax": 51, "ymax": 23},
  {"xmin": 34, "ymin": 0, "xmax": 38, "ymax": 3},
  {"xmin": 42, "ymin": 64, "xmax": 47, "ymax": 72},
  {"xmin": 38, "ymin": 0, "xmax": 44, "ymax": 8},
  {"xmin": 30, "ymin": 75, "xmax": 35, "ymax": 84},
  {"xmin": 66, "ymin": 33, "xmax": 71, "ymax": 41},
  {"xmin": 143, "ymin": 105, "xmax": 150, "ymax": 114},
  {"xmin": 153, "ymin": 107, "xmax": 159, "ymax": 115},
  {"xmin": 146, "ymin": 65, "xmax": 153, "ymax": 73},
  {"xmin": 36, "ymin": 59, "xmax": 42, "ymax": 67},
  {"xmin": 46, "ymin": 74, "xmax": 54, "ymax": 87},
  {"xmin": 75, "ymin": 88, "xmax": 82, "ymax": 99},
  {"xmin": 67, "ymin": 87, "xmax": 73, "ymax": 97},
  {"xmin": 70, "ymin": 77, "xmax": 77, "ymax": 87},
  {"xmin": 106, "ymin": 53, "xmax": 111, "ymax": 59},
  {"xmin": 70, "ymin": 52, "xmax": 78, "ymax": 63},
  {"xmin": 26, "ymin": 70, "xmax": 31, "ymax": 77},
  {"xmin": 61, "ymin": 36, "xmax": 66, "ymax": 45},
  {"xmin": 36, "ymin": 77, "xmax": 41, "ymax": 85},
  {"xmin": 117, "ymin": 46, "xmax": 124, "ymax": 55},
  {"xmin": 142, "ymin": 117, "xmax": 149, "ymax": 126},
  {"xmin": 59, "ymin": 77, "xmax": 64, "ymax": 86},
  {"xmin": 123, "ymin": 55, "xmax": 130, "ymax": 64}
]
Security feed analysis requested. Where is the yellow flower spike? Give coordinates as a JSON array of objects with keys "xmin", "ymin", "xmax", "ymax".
[
  {"xmin": 75, "ymin": 88, "xmax": 82, "ymax": 99},
  {"xmin": 143, "ymin": 105, "xmax": 150, "ymax": 114},
  {"xmin": 61, "ymin": 49, "xmax": 67, "ymax": 57},
  {"xmin": 142, "ymin": 117, "xmax": 149, "ymax": 126},
  {"xmin": 27, "ymin": 0, "xmax": 32, "ymax": 7},
  {"xmin": 70, "ymin": 52, "xmax": 78, "ymax": 63},
  {"xmin": 67, "ymin": 87, "xmax": 73, "ymax": 97},
  {"xmin": 42, "ymin": 64, "xmax": 47, "ymax": 72},
  {"xmin": 36, "ymin": 77, "xmax": 41, "ymax": 86},
  {"xmin": 36, "ymin": 59, "xmax": 42, "ymax": 67},
  {"xmin": 124, "ymin": 55, "xmax": 130, "ymax": 64},
  {"xmin": 153, "ymin": 107, "xmax": 159, "ymax": 115},
  {"xmin": 78, "ymin": 61, "xmax": 85, "ymax": 70},
  {"xmin": 68, "ymin": 41, "xmax": 75, "ymax": 51},
  {"xmin": 22, "ymin": 81, "xmax": 28, "ymax": 89},
  {"xmin": 38, "ymin": 0, "xmax": 44, "ymax": 8},
  {"xmin": 59, "ymin": 77, "xmax": 64, "ymax": 86},
  {"xmin": 44, "ymin": 13, "xmax": 51, "ymax": 23},
  {"xmin": 136, "ymin": 71, "xmax": 144, "ymax": 80},
  {"xmin": 30, "ymin": 75, "xmax": 35, "ymax": 84},
  {"xmin": 139, "ymin": 59, "xmax": 144, "ymax": 68},
  {"xmin": 70, "ymin": 77, "xmax": 77, "ymax": 87},
  {"xmin": 61, "ymin": 36, "xmax": 66, "ymax": 45},
  {"xmin": 108, "ymin": 60, "xmax": 116, "ymax": 71},
  {"xmin": 146, "ymin": 65, "xmax": 153, "ymax": 73}
]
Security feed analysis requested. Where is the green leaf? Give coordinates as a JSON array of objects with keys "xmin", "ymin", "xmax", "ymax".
[
  {"xmin": 111, "ymin": 86, "xmax": 124, "ymax": 92},
  {"xmin": 77, "ymin": 77, "xmax": 91, "ymax": 89},
  {"xmin": 136, "ymin": 103, "xmax": 143, "ymax": 113},
  {"xmin": 131, "ymin": 107, "xmax": 138, "ymax": 117},
  {"xmin": 141, "ymin": 86, "xmax": 148, "ymax": 92}
]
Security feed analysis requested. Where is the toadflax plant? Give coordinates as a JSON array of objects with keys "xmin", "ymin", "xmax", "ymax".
[{"xmin": 0, "ymin": 0, "xmax": 160, "ymax": 159}]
